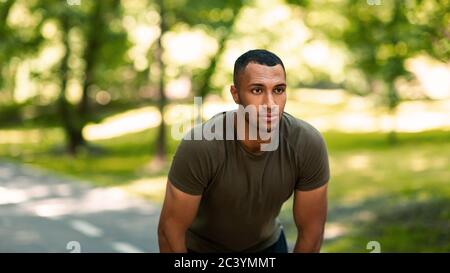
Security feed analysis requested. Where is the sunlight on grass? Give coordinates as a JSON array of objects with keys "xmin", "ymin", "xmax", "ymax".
[
  {"xmin": 286, "ymin": 90, "xmax": 450, "ymax": 133},
  {"xmin": 324, "ymin": 222, "xmax": 347, "ymax": 241},
  {"xmin": 2, "ymin": 90, "xmax": 441, "ymax": 146},
  {"xmin": 83, "ymin": 106, "xmax": 161, "ymax": 141},
  {"xmin": 119, "ymin": 176, "xmax": 167, "ymax": 204},
  {"xmin": 0, "ymin": 129, "xmax": 43, "ymax": 144}
]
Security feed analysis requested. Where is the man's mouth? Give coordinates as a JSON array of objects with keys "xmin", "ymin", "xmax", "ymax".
[{"xmin": 261, "ymin": 114, "xmax": 277, "ymax": 122}]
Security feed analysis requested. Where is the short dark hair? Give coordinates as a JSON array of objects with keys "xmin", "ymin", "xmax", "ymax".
[{"xmin": 233, "ymin": 49, "xmax": 286, "ymax": 87}]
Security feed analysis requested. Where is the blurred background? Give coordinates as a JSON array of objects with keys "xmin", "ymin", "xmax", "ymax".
[{"xmin": 0, "ymin": 0, "xmax": 449, "ymax": 252}]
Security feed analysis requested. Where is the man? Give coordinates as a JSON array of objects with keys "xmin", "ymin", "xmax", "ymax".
[{"xmin": 158, "ymin": 49, "xmax": 330, "ymax": 253}]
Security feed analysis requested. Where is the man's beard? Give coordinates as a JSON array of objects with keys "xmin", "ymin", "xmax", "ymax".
[{"xmin": 240, "ymin": 105, "xmax": 281, "ymax": 138}]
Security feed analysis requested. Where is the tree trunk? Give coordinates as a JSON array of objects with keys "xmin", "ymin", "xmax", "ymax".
[
  {"xmin": 197, "ymin": 34, "xmax": 228, "ymax": 98},
  {"xmin": 154, "ymin": 0, "xmax": 167, "ymax": 160},
  {"xmin": 58, "ymin": 16, "xmax": 84, "ymax": 155},
  {"xmin": 78, "ymin": 1, "xmax": 103, "ymax": 119},
  {"xmin": 0, "ymin": 0, "xmax": 14, "ymax": 26},
  {"xmin": 0, "ymin": 0, "xmax": 15, "ymax": 95},
  {"xmin": 196, "ymin": 8, "xmax": 240, "ymax": 99},
  {"xmin": 387, "ymin": 81, "xmax": 399, "ymax": 144}
]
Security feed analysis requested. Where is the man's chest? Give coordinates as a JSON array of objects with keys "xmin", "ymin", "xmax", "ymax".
[{"xmin": 205, "ymin": 147, "xmax": 297, "ymax": 212}]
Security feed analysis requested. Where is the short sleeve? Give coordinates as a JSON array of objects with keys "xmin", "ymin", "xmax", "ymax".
[
  {"xmin": 295, "ymin": 128, "xmax": 330, "ymax": 191},
  {"xmin": 168, "ymin": 134, "xmax": 216, "ymax": 196}
]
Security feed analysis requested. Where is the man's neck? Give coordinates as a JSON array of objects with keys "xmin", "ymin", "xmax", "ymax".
[{"xmin": 233, "ymin": 112, "xmax": 271, "ymax": 154}]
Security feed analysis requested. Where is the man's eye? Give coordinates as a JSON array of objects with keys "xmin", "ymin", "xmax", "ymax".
[
  {"xmin": 251, "ymin": 88, "xmax": 263, "ymax": 94},
  {"xmin": 274, "ymin": 88, "xmax": 285, "ymax": 94}
]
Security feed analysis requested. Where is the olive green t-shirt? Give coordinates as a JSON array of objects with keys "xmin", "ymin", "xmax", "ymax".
[{"xmin": 168, "ymin": 111, "xmax": 330, "ymax": 252}]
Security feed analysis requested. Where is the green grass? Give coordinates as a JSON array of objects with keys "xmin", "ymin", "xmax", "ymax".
[
  {"xmin": 280, "ymin": 130, "xmax": 450, "ymax": 253},
  {"xmin": 0, "ymin": 126, "xmax": 177, "ymax": 187},
  {"xmin": 0, "ymin": 127, "xmax": 449, "ymax": 252}
]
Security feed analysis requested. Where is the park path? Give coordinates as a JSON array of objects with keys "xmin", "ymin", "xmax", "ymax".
[{"xmin": 0, "ymin": 161, "xmax": 160, "ymax": 253}]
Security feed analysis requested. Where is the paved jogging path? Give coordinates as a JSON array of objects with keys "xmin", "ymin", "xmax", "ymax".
[{"xmin": 0, "ymin": 161, "xmax": 160, "ymax": 253}]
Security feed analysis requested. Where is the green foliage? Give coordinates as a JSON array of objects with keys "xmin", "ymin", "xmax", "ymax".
[{"xmin": 288, "ymin": 0, "xmax": 450, "ymax": 108}]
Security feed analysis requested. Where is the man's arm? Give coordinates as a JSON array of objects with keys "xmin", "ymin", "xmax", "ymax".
[
  {"xmin": 158, "ymin": 180, "xmax": 201, "ymax": 253},
  {"xmin": 292, "ymin": 183, "xmax": 328, "ymax": 253}
]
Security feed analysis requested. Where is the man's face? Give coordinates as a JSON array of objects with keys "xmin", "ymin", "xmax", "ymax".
[{"xmin": 231, "ymin": 62, "xmax": 287, "ymax": 132}]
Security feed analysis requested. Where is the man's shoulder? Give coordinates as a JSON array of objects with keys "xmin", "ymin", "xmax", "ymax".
[
  {"xmin": 177, "ymin": 112, "xmax": 227, "ymax": 155},
  {"xmin": 281, "ymin": 112, "xmax": 326, "ymax": 149}
]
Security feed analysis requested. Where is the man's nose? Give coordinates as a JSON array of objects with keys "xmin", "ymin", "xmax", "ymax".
[{"xmin": 263, "ymin": 93, "xmax": 277, "ymax": 113}]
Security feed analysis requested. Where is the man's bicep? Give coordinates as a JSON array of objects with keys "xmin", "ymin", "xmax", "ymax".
[
  {"xmin": 160, "ymin": 179, "xmax": 201, "ymax": 230},
  {"xmin": 168, "ymin": 138, "xmax": 213, "ymax": 195},
  {"xmin": 293, "ymin": 183, "xmax": 328, "ymax": 231},
  {"xmin": 295, "ymin": 130, "xmax": 330, "ymax": 191}
]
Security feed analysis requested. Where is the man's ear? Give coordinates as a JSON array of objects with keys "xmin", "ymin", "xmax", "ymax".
[{"xmin": 230, "ymin": 85, "xmax": 240, "ymax": 104}]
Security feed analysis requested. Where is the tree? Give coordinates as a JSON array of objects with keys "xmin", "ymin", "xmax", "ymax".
[
  {"xmin": 0, "ymin": 0, "xmax": 15, "ymax": 96},
  {"xmin": 0, "ymin": 0, "xmax": 44, "ymax": 103},
  {"xmin": 58, "ymin": 12, "xmax": 83, "ymax": 155},
  {"xmin": 149, "ymin": 0, "xmax": 244, "ymax": 161},
  {"xmin": 34, "ymin": 0, "xmax": 86, "ymax": 154},
  {"xmin": 28, "ymin": 0, "xmax": 130, "ymax": 154},
  {"xmin": 154, "ymin": 0, "xmax": 168, "ymax": 160},
  {"xmin": 177, "ymin": 0, "xmax": 244, "ymax": 98},
  {"xmin": 288, "ymin": 0, "xmax": 449, "ymax": 142}
]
